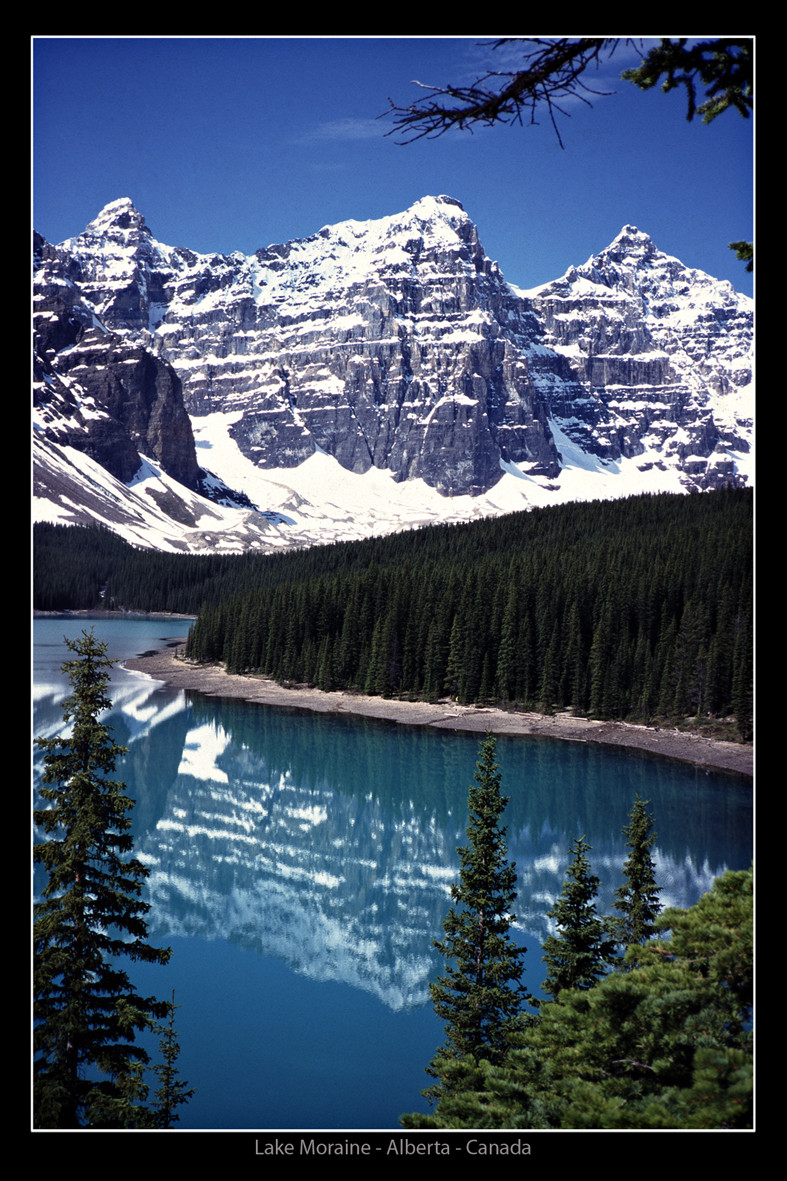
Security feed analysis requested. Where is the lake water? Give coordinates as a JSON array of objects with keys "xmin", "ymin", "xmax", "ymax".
[{"xmin": 33, "ymin": 616, "xmax": 753, "ymax": 1131}]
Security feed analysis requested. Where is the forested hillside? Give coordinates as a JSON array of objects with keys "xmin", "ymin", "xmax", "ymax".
[{"xmin": 34, "ymin": 488, "xmax": 753, "ymax": 736}]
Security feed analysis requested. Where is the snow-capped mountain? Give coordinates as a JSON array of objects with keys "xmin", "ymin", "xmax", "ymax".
[
  {"xmin": 518, "ymin": 225, "xmax": 752, "ymax": 475},
  {"xmin": 33, "ymin": 196, "xmax": 753, "ymax": 553}
]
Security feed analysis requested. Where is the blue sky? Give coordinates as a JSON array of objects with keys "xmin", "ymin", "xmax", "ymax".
[{"xmin": 33, "ymin": 36, "xmax": 754, "ymax": 297}]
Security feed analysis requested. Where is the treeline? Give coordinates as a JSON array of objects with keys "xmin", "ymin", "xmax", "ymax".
[
  {"xmin": 33, "ymin": 522, "xmax": 132, "ymax": 611},
  {"xmin": 33, "ymin": 522, "xmax": 248, "ymax": 614},
  {"xmin": 185, "ymin": 487, "xmax": 752, "ymax": 735},
  {"xmin": 33, "ymin": 488, "xmax": 753, "ymax": 735}
]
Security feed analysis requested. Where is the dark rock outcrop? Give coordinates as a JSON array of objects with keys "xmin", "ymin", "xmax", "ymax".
[{"xmin": 33, "ymin": 215, "xmax": 201, "ymax": 491}]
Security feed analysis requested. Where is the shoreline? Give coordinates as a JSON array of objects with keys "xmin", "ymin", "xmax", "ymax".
[{"xmin": 123, "ymin": 642, "xmax": 753, "ymax": 779}]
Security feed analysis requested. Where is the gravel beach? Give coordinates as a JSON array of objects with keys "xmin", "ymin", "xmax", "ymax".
[{"xmin": 123, "ymin": 640, "xmax": 753, "ymax": 779}]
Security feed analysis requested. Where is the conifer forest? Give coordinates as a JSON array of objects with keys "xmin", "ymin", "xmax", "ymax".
[
  {"xmin": 33, "ymin": 486, "xmax": 754, "ymax": 1131},
  {"xmin": 35, "ymin": 487, "xmax": 754, "ymax": 737}
]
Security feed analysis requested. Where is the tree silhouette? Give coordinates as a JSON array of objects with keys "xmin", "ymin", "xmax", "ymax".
[
  {"xmin": 613, "ymin": 795, "xmax": 662, "ymax": 959},
  {"xmin": 541, "ymin": 836, "xmax": 615, "ymax": 1002},
  {"xmin": 423, "ymin": 735, "xmax": 529, "ymax": 1103},
  {"xmin": 34, "ymin": 630, "xmax": 187, "ymax": 1127}
]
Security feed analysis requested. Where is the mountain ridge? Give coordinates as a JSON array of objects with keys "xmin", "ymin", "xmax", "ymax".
[{"xmin": 33, "ymin": 195, "xmax": 753, "ymax": 553}]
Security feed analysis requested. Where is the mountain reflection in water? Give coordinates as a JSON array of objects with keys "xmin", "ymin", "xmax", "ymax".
[{"xmin": 33, "ymin": 617, "xmax": 753, "ymax": 1128}]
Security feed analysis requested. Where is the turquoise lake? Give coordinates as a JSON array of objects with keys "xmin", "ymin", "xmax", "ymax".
[{"xmin": 33, "ymin": 616, "xmax": 753, "ymax": 1131}]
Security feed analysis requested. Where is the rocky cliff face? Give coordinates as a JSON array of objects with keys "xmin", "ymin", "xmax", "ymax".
[
  {"xmin": 33, "ymin": 197, "xmax": 753, "ymax": 552},
  {"xmin": 51, "ymin": 196, "xmax": 563, "ymax": 496},
  {"xmin": 34, "ymin": 226, "xmax": 200, "ymax": 490},
  {"xmin": 516, "ymin": 225, "xmax": 752, "ymax": 489}
]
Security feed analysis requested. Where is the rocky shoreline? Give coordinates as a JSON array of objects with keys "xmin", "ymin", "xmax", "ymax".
[{"xmin": 123, "ymin": 641, "xmax": 753, "ymax": 779}]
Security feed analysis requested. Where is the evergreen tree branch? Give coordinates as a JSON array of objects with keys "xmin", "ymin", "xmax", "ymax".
[{"xmin": 384, "ymin": 38, "xmax": 621, "ymax": 149}]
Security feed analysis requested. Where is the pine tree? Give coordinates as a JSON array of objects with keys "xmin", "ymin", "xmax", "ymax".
[
  {"xmin": 33, "ymin": 630, "xmax": 177, "ymax": 1128},
  {"xmin": 489, "ymin": 868, "xmax": 753, "ymax": 1129},
  {"xmin": 538, "ymin": 622, "xmax": 560, "ymax": 714},
  {"xmin": 150, "ymin": 992, "xmax": 195, "ymax": 1127},
  {"xmin": 613, "ymin": 795, "xmax": 662, "ymax": 957},
  {"xmin": 404, "ymin": 868, "xmax": 753, "ymax": 1130},
  {"xmin": 541, "ymin": 836, "xmax": 615, "ymax": 1002},
  {"xmin": 422, "ymin": 734, "xmax": 529, "ymax": 1103},
  {"xmin": 443, "ymin": 613, "xmax": 465, "ymax": 700},
  {"xmin": 494, "ymin": 582, "xmax": 519, "ymax": 703},
  {"xmin": 588, "ymin": 602, "xmax": 615, "ymax": 717}
]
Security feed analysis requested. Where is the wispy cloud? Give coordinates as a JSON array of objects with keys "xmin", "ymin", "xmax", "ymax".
[{"xmin": 297, "ymin": 117, "xmax": 385, "ymax": 144}]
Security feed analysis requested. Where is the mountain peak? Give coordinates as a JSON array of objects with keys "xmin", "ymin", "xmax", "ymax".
[
  {"xmin": 614, "ymin": 224, "xmax": 651, "ymax": 243},
  {"xmin": 410, "ymin": 194, "xmax": 465, "ymax": 214},
  {"xmin": 402, "ymin": 195, "xmax": 469, "ymax": 229},
  {"xmin": 34, "ymin": 194, "xmax": 752, "ymax": 553},
  {"xmin": 319, "ymin": 194, "xmax": 470, "ymax": 239},
  {"xmin": 79, "ymin": 198, "xmax": 150, "ymax": 242},
  {"xmin": 599, "ymin": 224, "xmax": 658, "ymax": 262}
]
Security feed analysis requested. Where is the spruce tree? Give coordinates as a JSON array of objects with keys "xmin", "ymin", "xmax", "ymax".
[
  {"xmin": 150, "ymin": 992, "xmax": 195, "ymax": 1127},
  {"xmin": 541, "ymin": 836, "xmax": 615, "ymax": 1002},
  {"xmin": 422, "ymin": 734, "xmax": 529, "ymax": 1103},
  {"xmin": 479, "ymin": 868, "xmax": 753, "ymax": 1129},
  {"xmin": 33, "ymin": 630, "xmax": 177, "ymax": 1128},
  {"xmin": 613, "ymin": 795, "xmax": 662, "ymax": 956}
]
